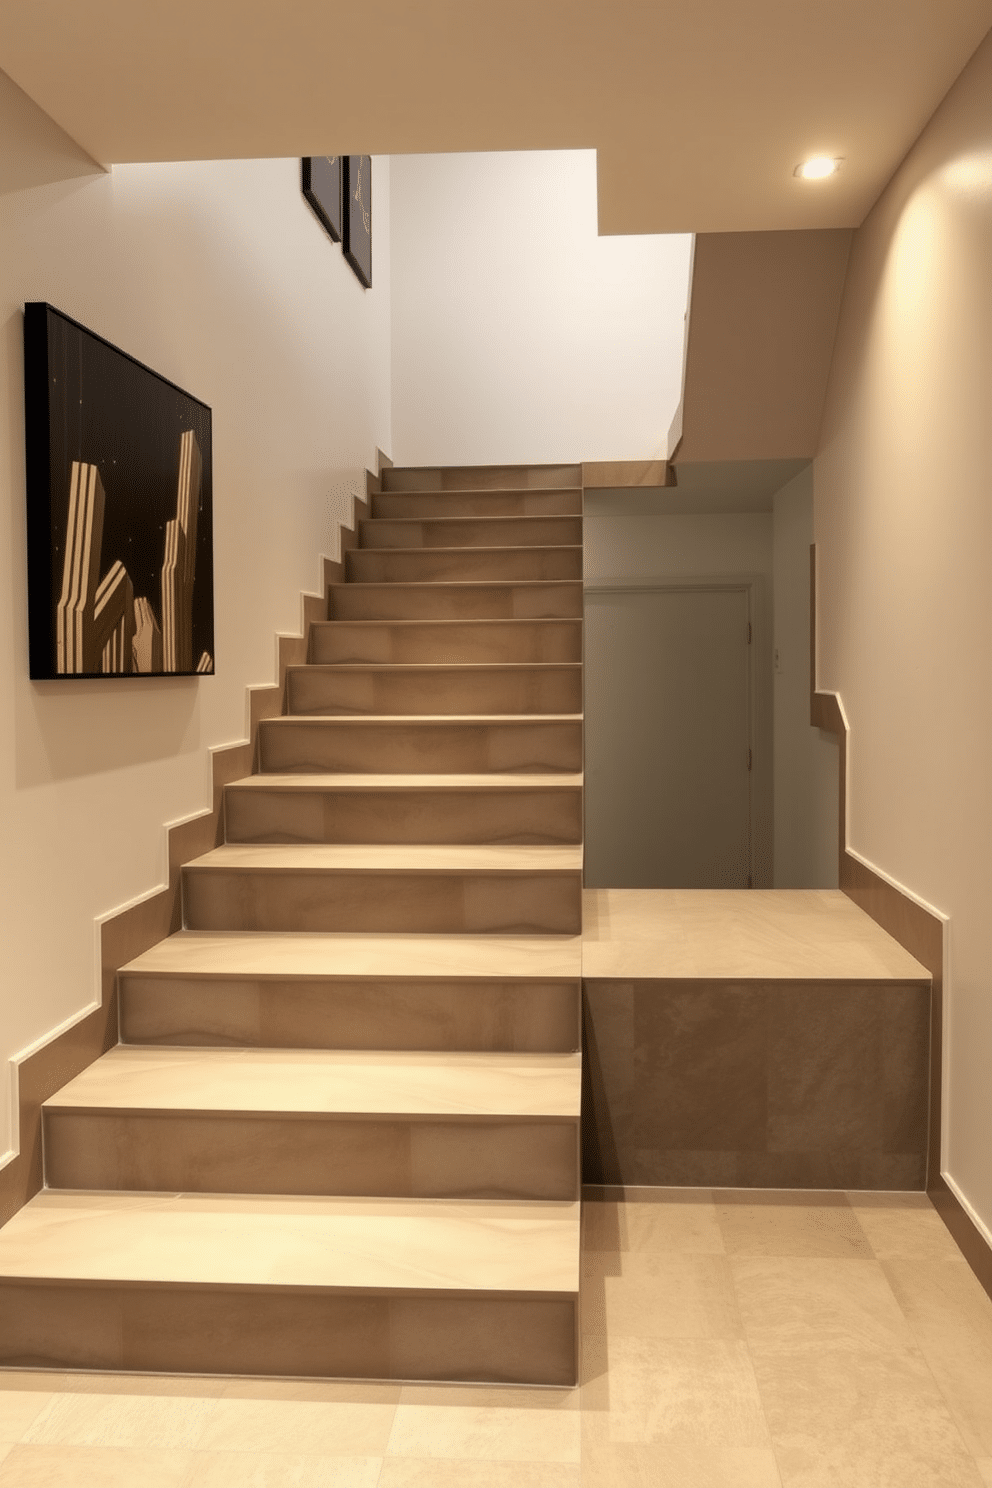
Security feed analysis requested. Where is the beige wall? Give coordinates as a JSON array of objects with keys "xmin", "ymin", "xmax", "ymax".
[
  {"xmin": 389, "ymin": 150, "xmax": 693, "ymax": 466},
  {"xmin": 679, "ymin": 230, "xmax": 852, "ymax": 462},
  {"xmin": 771, "ymin": 467, "xmax": 839, "ymax": 888},
  {"xmin": 815, "ymin": 31, "xmax": 992, "ymax": 1234},
  {"xmin": 0, "ymin": 75, "xmax": 392, "ymax": 1159}
]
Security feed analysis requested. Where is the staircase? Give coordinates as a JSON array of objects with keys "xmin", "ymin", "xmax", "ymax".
[{"xmin": 0, "ymin": 463, "xmax": 585, "ymax": 1386}]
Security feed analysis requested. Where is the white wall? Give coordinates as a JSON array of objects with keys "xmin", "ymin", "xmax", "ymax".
[
  {"xmin": 771, "ymin": 468, "xmax": 839, "ymax": 888},
  {"xmin": 583, "ymin": 501, "xmax": 773, "ymax": 886},
  {"xmin": 389, "ymin": 150, "xmax": 693, "ymax": 466},
  {"xmin": 0, "ymin": 73, "xmax": 392, "ymax": 1158},
  {"xmin": 815, "ymin": 30, "xmax": 992, "ymax": 1232}
]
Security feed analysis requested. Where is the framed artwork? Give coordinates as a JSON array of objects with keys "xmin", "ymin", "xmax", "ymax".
[
  {"xmin": 302, "ymin": 156, "xmax": 342, "ymax": 242},
  {"xmin": 343, "ymin": 155, "xmax": 372, "ymax": 288},
  {"xmin": 22, "ymin": 302, "xmax": 214, "ymax": 680}
]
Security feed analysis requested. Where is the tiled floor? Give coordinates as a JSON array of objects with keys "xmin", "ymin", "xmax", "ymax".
[{"xmin": 1, "ymin": 1190, "xmax": 991, "ymax": 1486}]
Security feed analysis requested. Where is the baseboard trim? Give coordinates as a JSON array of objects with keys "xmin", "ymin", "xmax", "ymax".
[
  {"xmin": 929, "ymin": 1175, "xmax": 992, "ymax": 1306},
  {"xmin": 0, "ymin": 477, "xmax": 374, "ymax": 1230}
]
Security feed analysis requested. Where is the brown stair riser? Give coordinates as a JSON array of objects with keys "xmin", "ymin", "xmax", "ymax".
[
  {"xmin": 286, "ymin": 666, "xmax": 582, "ymax": 717},
  {"xmin": 381, "ymin": 465, "xmax": 580, "ymax": 491},
  {"xmin": 118, "ymin": 976, "xmax": 581, "ymax": 1052},
  {"xmin": 309, "ymin": 619, "xmax": 582, "ymax": 665},
  {"xmin": 327, "ymin": 582, "xmax": 584, "ymax": 622},
  {"xmin": 359, "ymin": 517, "xmax": 582, "ymax": 550},
  {"xmin": 372, "ymin": 490, "xmax": 581, "ymax": 519},
  {"xmin": 224, "ymin": 786, "xmax": 583, "ymax": 846},
  {"xmin": 0, "ymin": 1283, "xmax": 577, "ymax": 1386},
  {"xmin": 42, "ymin": 1111, "xmax": 580, "ymax": 1202},
  {"xmin": 346, "ymin": 548, "xmax": 582, "ymax": 584},
  {"xmin": 257, "ymin": 718, "xmax": 583, "ymax": 774},
  {"xmin": 182, "ymin": 868, "xmax": 583, "ymax": 935}
]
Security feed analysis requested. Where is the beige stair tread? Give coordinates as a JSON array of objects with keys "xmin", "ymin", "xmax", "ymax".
[
  {"xmin": 266, "ymin": 713, "xmax": 583, "ymax": 724},
  {"xmin": 187, "ymin": 844, "xmax": 583, "ymax": 873},
  {"xmin": 230, "ymin": 773, "xmax": 583, "ymax": 791},
  {"xmin": 0, "ymin": 1190, "xmax": 579, "ymax": 1294},
  {"xmin": 122, "ymin": 930, "xmax": 582, "ymax": 980},
  {"xmin": 45, "ymin": 1047, "xmax": 581, "ymax": 1118},
  {"xmin": 582, "ymin": 888, "xmax": 932, "ymax": 981}
]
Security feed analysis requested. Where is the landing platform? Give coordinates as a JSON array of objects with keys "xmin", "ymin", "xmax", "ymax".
[{"xmin": 581, "ymin": 888, "xmax": 930, "ymax": 981}]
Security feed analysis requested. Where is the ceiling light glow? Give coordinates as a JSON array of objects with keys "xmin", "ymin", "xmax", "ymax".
[{"xmin": 795, "ymin": 156, "xmax": 842, "ymax": 181}]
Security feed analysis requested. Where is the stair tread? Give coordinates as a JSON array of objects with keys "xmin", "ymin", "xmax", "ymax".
[
  {"xmin": 312, "ymin": 618, "xmax": 582, "ymax": 627},
  {"xmin": 0, "ymin": 1190, "xmax": 579, "ymax": 1294},
  {"xmin": 327, "ymin": 581, "xmax": 583, "ymax": 590},
  {"xmin": 122, "ymin": 930, "xmax": 583, "ymax": 980},
  {"xmin": 45, "ymin": 1047, "xmax": 581, "ymax": 1117},
  {"xmin": 187, "ymin": 844, "xmax": 583, "ymax": 873},
  {"xmin": 264, "ymin": 713, "xmax": 583, "ymax": 724},
  {"xmin": 229, "ymin": 773, "xmax": 583, "ymax": 791},
  {"xmin": 289, "ymin": 662, "xmax": 582, "ymax": 673}
]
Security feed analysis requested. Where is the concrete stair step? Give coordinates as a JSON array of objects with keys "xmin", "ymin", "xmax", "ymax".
[
  {"xmin": 224, "ymin": 772, "xmax": 583, "ymax": 845},
  {"xmin": 327, "ymin": 581, "xmax": 583, "ymax": 621},
  {"xmin": 0, "ymin": 1190, "xmax": 579, "ymax": 1384},
  {"xmin": 286, "ymin": 663, "xmax": 583, "ymax": 717},
  {"xmin": 359, "ymin": 516, "xmax": 582, "ymax": 550},
  {"xmin": 372, "ymin": 489, "xmax": 581, "ymax": 519},
  {"xmin": 309, "ymin": 618, "xmax": 582, "ymax": 665},
  {"xmin": 43, "ymin": 1047, "xmax": 581, "ymax": 1201},
  {"xmin": 182, "ymin": 843, "xmax": 584, "ymax": 934},
  {"xmin": 380, "ymin": 464, "xmax": 580, "ymax": 492},
  {"xmin": 346, "ymin": 546, "xmax": 582, "ymax": 584},
  {"xmin": 257, "ymin": 714, "xmax": 583, "ymax": 774},
  {"xmin": 118, "ymin": 930, "xmax": 582, "ymax": 1052}
]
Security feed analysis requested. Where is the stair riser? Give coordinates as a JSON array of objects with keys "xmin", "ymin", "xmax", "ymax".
[
  {"xmin": 182, "ymin": 868, "xmax": 583, "ymax": 934},
  {"xmin": 119, "ymin": 976, "xmax": 582, "ymax": 1052},
  {"xmin": 347, "ymin": 548, "xmax": 582, "ymax": 583},
  {"xmin": 382, "ymin": 464, "xmax": 580, "ymax": 491},
  {"xmin": 286, "ymin": 667, "xmax": 582, "ymax": 717},
  {"xmin": 258, "ymin": 719, "xmax": 583, "ymax": 774},
  {"xmin": 359, "ymin": 517, "xmax": 582, "ymax": 550},
  {"xmin": 372, "ymin": 491, "xmax": 581, "ymax": 519},
  {"xmin": 0, "ymin": 1283, "xmax": 577, "ymax": 1385},
  {"xmin": 224, "ymin": 787, "xmax": 583, "ymax": 845},
  {"xmin": 327, "ymin": 582, "xmax": 584, "ymax": 621},
  {"xmin": 309, "ymin": 620, "xmax": 582, "ymax": 665},
  {"xmin": 43, "ymin": 1112, "xmax": 579, "ymax": 1202}
]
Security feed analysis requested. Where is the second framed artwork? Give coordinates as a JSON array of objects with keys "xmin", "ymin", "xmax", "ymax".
[{"xmin": 343, "ymin": 155, "xmax": 372, "ymax": 288}]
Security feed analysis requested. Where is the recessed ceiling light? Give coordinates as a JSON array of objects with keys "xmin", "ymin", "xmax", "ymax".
[{"xmin": 795, "ymin": 156, "xmax": 843, "ymax": 181}]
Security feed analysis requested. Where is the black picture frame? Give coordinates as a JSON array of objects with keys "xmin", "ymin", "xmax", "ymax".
[
  {"xmin": 343, "ymin": 155, "xmax": 372, "ymax": 288},
  {"xmin": 23, "ymin": 302, "xmax": 215, "ymax": 680},
  {"xmin": 302, "ymin": 156, "xmax": 342, "ymax": 243}
]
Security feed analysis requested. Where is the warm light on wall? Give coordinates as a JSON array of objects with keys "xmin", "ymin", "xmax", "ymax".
[{"xmin": 794, "ymin": 156, "xmax": 843, "ymax": 181}]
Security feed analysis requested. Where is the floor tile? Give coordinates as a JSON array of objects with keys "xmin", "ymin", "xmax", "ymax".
[
  {"xmin": 732, "ymin": 1257, "xmax": 916, "ymax": 1354},
  {"xmin": 847, "ymin": 1192, "xmax": 962, "ymax": 1261},
  {"xmin": 220, "ymin": 1379, "xmax": 401, "ymax": 1405},
  {"xmin": 976, "ymin": 1460, "xmax": 992, "ymax": 1486},
  {"xmin": 581, "ymin": 1252, "xmax": 744, "ymax": 1339},
  {"xmin": 581, "ymin": 1194, "xmax": 724, "ymax": 1255},
  {"xmin": 884, "ymin": 1258, "xmax": 992, "ymax": 1456},
  {"xmin": 579, "ymin": 1440, "xmax": 782, "ymax": 1487},
  {"xmin": 195, "ymin": 1397, "xmax": 396, "ymax": 1456},
  {"xmin": 183, "ymin": 1452, "xmax": 383, "ymax": 1486},
  {"xmin": 0, "ymin": 1444, "xmax": 194, "ymax": 1487},
  {"xmin": 0, "ymin": 1391, "xmax": 54, "ymax": 1445},
  {"xmin": 386, "ymin": 1397, "xmax": 580, "ymax": 1462},
  {"xmin": 715, "ymin": 1192, "xmax": 873, "ymax": 1258},
  {"xmin": 21, "ymin": 1392, "xmax": 216, "ymax": 1450},
  {"xmin": 396, "ymin": 1385, "xmax": 578, "ymax": 1411},
  {"xmin": 379, "ymin": 1460, "xmax": 580, "ymax": 1487},
  {"xmin": 749, "ymin": 1343, "xmax": 973, "ymax": 1464},
  {"xmin": 55, "ymin": 1374, "xmax": 228, "ymax": 1399},
  {"xmin": 773, "ymin": 1436, "xmax": 985, "ymax": 1487},
  {"xmin": 581, "ymin": 1337, "xmax": 769, "ymax": 1447}
]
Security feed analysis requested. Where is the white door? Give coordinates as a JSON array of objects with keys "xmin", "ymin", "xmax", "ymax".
[{"xmin": 584, "ymin": 585, "xmax": 752, "ymax": 887}]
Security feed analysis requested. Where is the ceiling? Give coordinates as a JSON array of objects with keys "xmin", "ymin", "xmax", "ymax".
[{"xmin": 2, "ymin": 0, "xmax": 991, "ymax": 233}]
